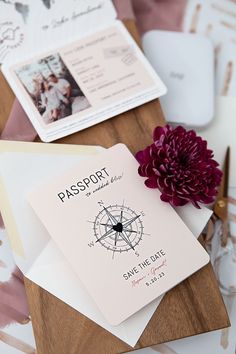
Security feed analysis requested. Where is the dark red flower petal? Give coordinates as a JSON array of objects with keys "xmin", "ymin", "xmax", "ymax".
[
  {"xmin": 145, "ymin": 177, "xmax": 158, "ymax": 188},
  {"xmin": 136, "ymin": 124, "xmax": 222, "ymax": 208}
]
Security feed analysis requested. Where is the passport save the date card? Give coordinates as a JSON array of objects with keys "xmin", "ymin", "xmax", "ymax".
[{"xmin": 28, "ymin": 144, "xmax": 209, "ymax": 325}]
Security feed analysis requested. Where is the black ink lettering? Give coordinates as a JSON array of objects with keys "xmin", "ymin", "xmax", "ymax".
[
  {"xmin": 101, "ymin": 167, "xmax": 109, "ymax": 176},
  {"xmin": 58, "ymin": 192, "xmax": 65, "ymax": 203},
  {"xmin": 70, "ymin": 185, "xmax": 79, "ymax": 195},
  {"xmin": 77, "ymin": 181, "xmax": 86, "ymax": 191}
]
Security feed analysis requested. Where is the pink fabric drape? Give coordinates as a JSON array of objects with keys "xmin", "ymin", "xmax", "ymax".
[
  {"xmin": 0, "ymin": 100, "xmax": 37, "ymax": 142},
  {"xmin": 0, "ymin": 268, "xmax": 30, "ymax": 328},
  {"xmin": 114, "ymin": 0, "xmax": 187, "ymax": 34}
]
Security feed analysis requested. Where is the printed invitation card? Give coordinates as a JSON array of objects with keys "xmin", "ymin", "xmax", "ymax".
[
  {"xmin": 28, "ymin": 144, "xmax": 209, "ymax": 325},
  {"xmin": 0, "ymin": 0, "xmax": 117, "ymax": 64},
  {"xmin": 2, "ymin": 21, "xmax": 167, "ymax": 142}
]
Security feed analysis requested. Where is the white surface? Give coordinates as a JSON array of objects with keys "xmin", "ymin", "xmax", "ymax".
[
  {"xmin": 198, "ymin": 96, "xmax": 236, "ymax": 187},
  {"xmin": 0, "ymin": 321, "xmax": 36, "ymax": 354},
  {"xmin": 183, "ymin": 0, "xmax": 236, "ymax": 96},
  {"xmin": 217, "ymin": 42, "xmax": 236, "ymax": 97},
  {"xmin": 142, "ymin": 30, "xmax": 214, "ymax": 127}
]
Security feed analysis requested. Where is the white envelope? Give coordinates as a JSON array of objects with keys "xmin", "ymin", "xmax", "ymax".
[
  {"xmin": 198, "ymin": 96, "xmax": 236, "ymax": 187},
  {"xmin": 0, "ymin": 140, "xmax": 212, "ymax": 347}
]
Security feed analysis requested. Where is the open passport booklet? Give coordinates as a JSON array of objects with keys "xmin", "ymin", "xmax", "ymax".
[{"xmin": 2, "ymin": 0, "xmax": 166, "ymax": 142}]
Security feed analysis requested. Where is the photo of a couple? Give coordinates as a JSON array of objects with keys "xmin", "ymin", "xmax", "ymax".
[{"xmin": 15, "ymin": 53, "xmax": 91, "ymax": 125}]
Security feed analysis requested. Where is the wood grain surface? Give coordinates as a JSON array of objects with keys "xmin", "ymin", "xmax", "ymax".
[
  {"xmin": 0, "ymin": 19, "xmax": 230, "ymax": 354},
  {"xmin": 0, "ymin": 71, "xmax": 15, "ymax": 133}
]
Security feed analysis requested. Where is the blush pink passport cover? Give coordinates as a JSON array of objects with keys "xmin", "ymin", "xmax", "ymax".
[{"xmin": 28, "ymin": 144, "xmax": 209, "ymax": 325}]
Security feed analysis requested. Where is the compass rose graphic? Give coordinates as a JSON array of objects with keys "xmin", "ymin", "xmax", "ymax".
[{"xmin": 88, "ymin": 201, "xmax": 148, "ymax": 259}]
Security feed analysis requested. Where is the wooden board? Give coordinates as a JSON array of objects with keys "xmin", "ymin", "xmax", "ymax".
[{"xmin": 0, "ymin": 19, "xmax": 230, "ymax": 354}]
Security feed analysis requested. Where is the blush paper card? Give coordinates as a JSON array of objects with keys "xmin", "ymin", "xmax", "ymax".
[
  {"xmin": 2, "ymin": 20, "xmax": 166, "ymax": 142},
  {"xmin": 0, "ymin": 141, "xmax": 161, "ymax": 347},
  {"xmin": 0, "ymin": 141, "xmax": 212, "ymax": 346},
  {"xmin": 28, "ymin": 144, "xmax": 209, "ymax": 325}
]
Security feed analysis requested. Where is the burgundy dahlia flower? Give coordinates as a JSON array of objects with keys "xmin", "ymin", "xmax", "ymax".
[{"xmin": 136, "ymin": 125, "xmax": 222, "ymax": 208}]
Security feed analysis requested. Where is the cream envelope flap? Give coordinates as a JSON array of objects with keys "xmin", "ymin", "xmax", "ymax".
[{"xmin": 28, "ymin": 143, "xmax": 210, "ymax": 325}]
